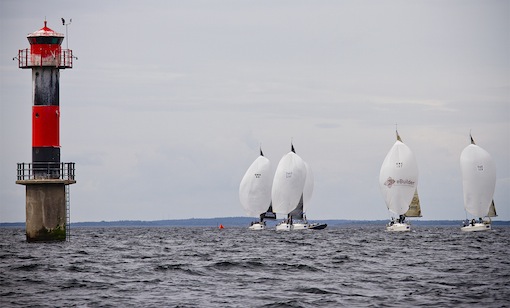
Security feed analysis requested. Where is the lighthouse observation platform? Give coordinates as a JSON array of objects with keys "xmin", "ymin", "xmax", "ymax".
[
  {"xmin": 17, "ymin": 48, "xmax": 73, "ymax": 69},
  {"xmin": 16, "ymin": 162, "xmax": 76, "ymax": 185}
]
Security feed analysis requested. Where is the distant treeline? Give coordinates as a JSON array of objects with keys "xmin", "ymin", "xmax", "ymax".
[{"xmin": 1, "ymin": 217, "xmax": 510, "ymax": 228}]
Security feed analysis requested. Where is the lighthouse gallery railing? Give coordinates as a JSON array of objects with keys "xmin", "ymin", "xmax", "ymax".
[
  {"xmin": 17, "ymin": 162, "xmax": 76, "ymax": 181},
  {"xmin": 18, "ymin": 48, "xmax": 73, "ymax": 69}
]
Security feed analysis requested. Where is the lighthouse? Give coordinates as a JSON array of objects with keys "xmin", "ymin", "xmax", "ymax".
[{"xmin": 15, "ymin": 21, "xmax": 76, "ymax": 242}]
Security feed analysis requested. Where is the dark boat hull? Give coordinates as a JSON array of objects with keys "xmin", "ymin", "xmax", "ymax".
[{"xmin": 309, "ymin": 223, "xmax": 327, "ymax": 230}]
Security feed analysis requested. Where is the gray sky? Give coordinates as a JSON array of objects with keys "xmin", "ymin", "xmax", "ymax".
[{"xmin": 1, "ymin": 0, "xmax": 509, "ymax": 222}]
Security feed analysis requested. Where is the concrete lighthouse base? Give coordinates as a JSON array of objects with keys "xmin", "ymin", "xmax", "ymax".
[
  {"xmin": 17, "ymin": 179, "xmax": 74, "ymax": 242},
  {"xmin": 26, "ymin": 183, "xmax": 66, "ymax": 241}
]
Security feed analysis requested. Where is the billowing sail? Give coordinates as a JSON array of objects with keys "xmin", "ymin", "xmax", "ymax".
[
  {"xmin": 460, "ymin": 140, "xmax": 496, "ymax": 218},
  {"xmin": 379, "ymin": 138, "xmax": 419, "ymax": 216},
  {"xmin": 405, "ymin": 189, "xmax": 422, "ymax": 217},
  {"xmin": 239, "ymin": 154, "xmax": 273, "ymax": 217},
  {"xmin": 272, "ymin": 151, "xmax": 307, "ymax": 215}
]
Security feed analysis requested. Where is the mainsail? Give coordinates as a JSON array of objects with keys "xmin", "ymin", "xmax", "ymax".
[
  {"xmin": 260, "ymin": 203, "xmax": 277, "ymax": 220},
  {"xmin": 460, "ymin": 135, "xmax": 496, "ymax": 218},
  {"xmin": 272, "ymin": 146, "xmax": 307, "ymax": 215},
  {"xmin": 405, "ymin": 189, "xmax": 422, "ymax": 217},
  {"xmin": 288, "ymin": 195, "xmax": 304, "ymax": 220},
  {"xmin": 239, "ymin": 150, "xmax": 273, "ymax": 217},
  {"xmin": 379, "ymin": 131, "xmax": 419, "ymax": 216},
  {"xmin": 488, "ymin": 200, "xmax": 497, "ymax": 217}
]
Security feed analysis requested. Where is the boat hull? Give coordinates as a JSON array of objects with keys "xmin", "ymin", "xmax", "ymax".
[
  {"xmin": 309, "ymin": 223, "xmax": 327, "ymax": 230},
  {"xmin": 461, "ymin": 223, "xmax": 491, "ymax": 232},
  {"xmin": 248, "ymin": 223, "xmax": 265, "ymax": 230},
  {"xmin": 386, "ymin": 222, "xmax": 411, "ymax": 232},
  {"xmin": 276, "ymin": 222, "xmax": 292, "ymax": 231},
  {"xmin": 292, "ymin": 222, "xmax": 309, "ymax": 230}
]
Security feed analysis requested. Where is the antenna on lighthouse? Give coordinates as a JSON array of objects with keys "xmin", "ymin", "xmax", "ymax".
[{"xmin": 61, "ymin": 17, "xmax": 72, "ymax": 50}]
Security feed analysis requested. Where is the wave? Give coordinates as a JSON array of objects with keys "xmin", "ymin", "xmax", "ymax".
[
  {"xmin": 1, "ymin": 226, "xmax": 509, "ymax": 307},
  {"xmin": 13, "ymin": 263, "xmax": 40, "ymax": 271},
  {"xmin": 207, "ymin": 260, "xmax": 266, "ymax": 270},
  {"xmin": 294, "ymin": 287, "xmax": 337, "ymax": 295},
  {"xmin": 155, "ymin": 263, "xmax": 205, "ymax": 276}
]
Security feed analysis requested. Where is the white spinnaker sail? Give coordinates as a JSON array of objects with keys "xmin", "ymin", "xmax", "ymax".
[
  {"xmin": 303, "ymin": 161, "xmax": 314, "ymax": 213},
  {"xmin": 239, "ymin": 155, "xmax": 273, "ymax": 217},
  {"xmin": 379, "ymin": 140, "xmax": 419, "ymax": 216},
  {"xmin": 460, "ymin": 144, "xmax": 496, "ymax": 218},
  {"xmin": 271, "ymin": 152, "xmax": 307, "ymax": 215}
]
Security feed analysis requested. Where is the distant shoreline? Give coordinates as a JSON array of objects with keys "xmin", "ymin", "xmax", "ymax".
[{"xmin": 1, "ymin": 217, "xmax": 510, "ymax": 228}]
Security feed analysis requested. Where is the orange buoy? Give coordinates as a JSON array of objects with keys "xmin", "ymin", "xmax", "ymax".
[{"xmin": 219, "ymin": 224, "xmax": 224, "ymax": 229}]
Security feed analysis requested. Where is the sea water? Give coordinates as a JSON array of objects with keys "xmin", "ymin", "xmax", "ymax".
[{"xmin": 1, "ymin": 226, "xmax": 509, "ymax": 307}]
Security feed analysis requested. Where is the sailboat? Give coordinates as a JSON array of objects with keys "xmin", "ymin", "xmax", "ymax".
[
  {"xmin": 272, "ymin": 144, "xmax": 307, "ymax": 231},
  {"xmin": 460, "ymin": 134, "xmax": 497, "ymax": 232},
  {"xmin": 288, "ymin": 161, "xmax": 328, "ymax": 230},
  {"xmin": 379, "ymin": 130, "xmax": 420, "ymax": 232},
  {"xmin": 239, "ymin": 148, "xmax": 276, "ymax": 230}
]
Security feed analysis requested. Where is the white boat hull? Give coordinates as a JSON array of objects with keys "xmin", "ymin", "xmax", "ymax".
[
  {"xmin": 386, "ymin": 222, "xmax": 411, "ymax": 232},
  {"xmin": 248, "ymin": 223, "xmax": 265, "ymax": 230},
  {"xmin": 276, "ymin": 222, "xmax": 292, "ymax": 231},
  {"xmin": 461, "ymin": 223, "xmax": 491, "ymax": 232},
  {"xmin": 292, "ymin": 222, "xmax": 309, "ymax": 230}
]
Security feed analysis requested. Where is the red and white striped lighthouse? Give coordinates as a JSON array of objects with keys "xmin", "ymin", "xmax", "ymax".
[{"xmin": 16, "ymin": 20, "xmax": 76, "ymax": 242}]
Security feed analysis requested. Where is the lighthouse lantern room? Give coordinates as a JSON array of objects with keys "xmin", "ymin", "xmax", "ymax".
[{"xmin": 16, "ymin": 20, "xmax": 76, "ymax": 242}]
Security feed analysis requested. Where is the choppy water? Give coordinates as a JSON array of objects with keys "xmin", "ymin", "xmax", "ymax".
[{"xmin": 1, "ymin": 226, "xmax": 509, "ymax": 307}]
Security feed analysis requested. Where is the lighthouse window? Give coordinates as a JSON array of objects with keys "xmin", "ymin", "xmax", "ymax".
[{"xmin": 30, "ymin": 37, "xmax": 64, "ymax": 45}]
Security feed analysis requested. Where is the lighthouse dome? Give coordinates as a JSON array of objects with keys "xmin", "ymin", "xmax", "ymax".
[{"xmin": 27, "ymin": 21, "xmax": 64, "ymax": 45}]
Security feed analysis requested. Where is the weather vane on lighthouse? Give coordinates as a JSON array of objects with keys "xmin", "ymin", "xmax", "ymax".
[
  {"xmin": 61, "ymin": 17, "xmax": 72, "ymax": 50},
  {"xmin": 15, "ymin": 20, "xmax": 77, "ymax": 242}
]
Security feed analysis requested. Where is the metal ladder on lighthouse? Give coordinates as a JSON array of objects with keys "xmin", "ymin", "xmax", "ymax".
[{"xmin": 65, "ymin": 184, "xmax": 71, "ymax": 241}]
